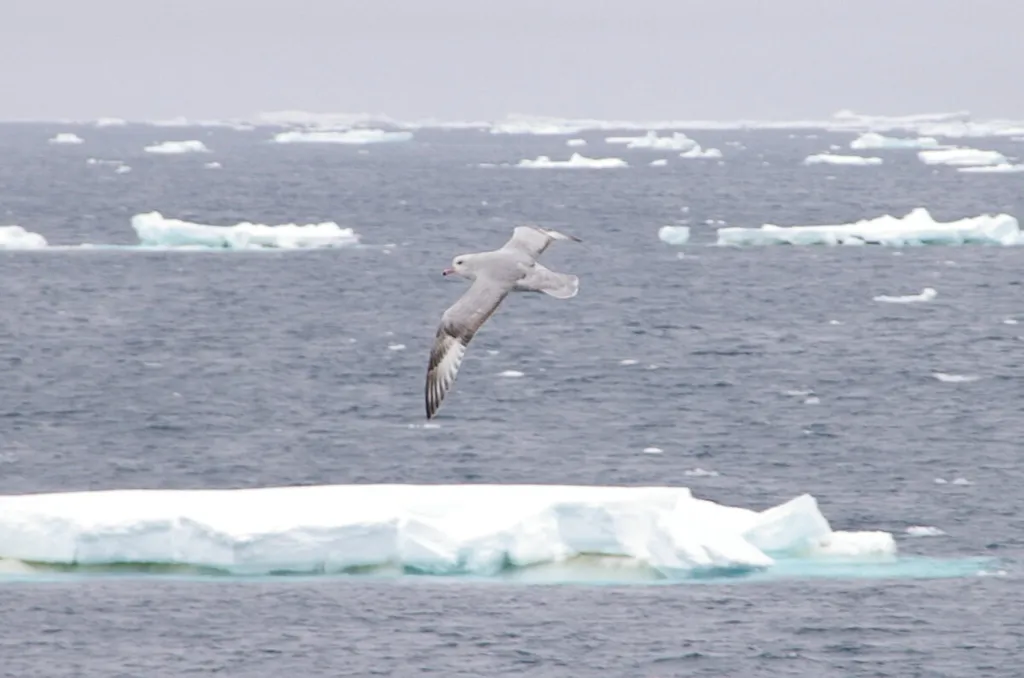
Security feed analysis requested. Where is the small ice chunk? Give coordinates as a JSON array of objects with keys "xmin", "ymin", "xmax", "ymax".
[
  {"xmin": 932, "ymin": 373, "xmax": 979, "ymax": 383},
  {"xmin": 657, "ymin": 225, "xmax": 690, "ymax": 245},
  {"xmin": 679, "ymin": 145, "xmax": 723, "ymax": 159},
  {"xmin": 958, "ymin": 163, "xmax": 1024, "ymax": 174},
  {"xmin": 204, "ymin": 162, "xmax": 222, "ymax": 169},
  {"xmin": 144, "ymin": 140, "xmax": 210, "ymax": 154},
  {"xmin": 642, "ymin": 447, "xmax": 663, "ymax": 454},
  {"xmin": 566, "ymin": 138, "xmax": 587, "ymax": 147},
  {"xmin": 873, "ymin": 287, "xmax": 937, "ymax": 303},
  {"xmin": 387, "ymin": 343, "xmax": 406, "ymax": 351},
  {"xmin": 48, "ymin": 132, "xmax": 83, "ymax": 145},
  {"xmin": 951, "ymin": 477, "xmax": 972, "ymax": 485},
  {"xmin": 683, "ymin": 468, "xmax": 719, "ymax": 477},
  {"xmin": 1003, "ymin": 318, "xmax": 1018, "ymax": 325},
  {"xmin": 516, "ymin": 153, "xmax": 627, "ymax": 169},
  {"xmin": 115, "ymin": 165, "xmax": 131, "ymax": 174},
  {"xmin": 649, "ymin": 159, "xmax": 668, "ymax": 167},
  {"xmin": 906, "ymin": 526, "xmax": 945, "ymax": 537},
  {"xmin": 498, "ymin": 370, "xmax": 524, "ymax": 377},
  {"xmin": 606, "ymin": 131, "xmax": 696, "ymax": 151},
  {"xmin": 803, "ymin": 153, "xmax": 883, "ymax": 166},
  {"xmin": 619, "ymin": 359, "xmax": 639, "ymax": 366},
  {"xmin": 804, "ymin": 396, "xmax": 820, "ymax": 405}
]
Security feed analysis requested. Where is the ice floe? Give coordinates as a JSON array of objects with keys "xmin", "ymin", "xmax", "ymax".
[
  {"xmin": 515, "ymin": 153, "xmax": 628, "ymax": 169},
  {"xmin": 0, "ymin": 484, "xmax": 897, "ymax": 579},
  {"xmin": 918, "ymin": 148, "xmax": 1007, "ymax": 167},
  {"xmin": 873, "ymin": 288, "xmax": 937, "ymax": 304},
  {"xmin": 0, "ymin": 226, "xmax": 48, "ymax": 249},
  {"xmin": 130, "ymin": 212, "xmax": 360, "ymax": 249},
  {"xmin": 48, "ymin": 133, "xmax": 83, "ymax": 145},
  {"xmin": 606, "ymin": 131, "xmax": 697, "ymax": 151},
  {"xmin": 849, "ymin": 132, "xmax": 941, "ymax": 150},
  {"xmin": 716, "ymin": 208, "xmax": 1022, "ymax": 247},
  {"xmin": 658, "ymin": 225, "xmax": 691, "ymax": 245},
  {"xmin": 144, "ymin": 140, "xmax": 210, "ymax": 154},
  {"xmin": 803, "ymin": 153, "xmax": 882, "ymax": 166},
  {"xmin": 271, "ymin": 129, "xmax": 413, "ymax": 144},
  {"xmin": 906, "ymin": 526, "xmax": 946, "ymax": 537},
  {"xmin": 958, "ymin": 163, "xmax": 1024, "ymax": 174},
  {"xmin": 679, "ymin": 145, "xmax": 723, "ymax": 159},
  {"xmin": 932, "ymin": 373, "xmax": 980, "ymax": 383}
]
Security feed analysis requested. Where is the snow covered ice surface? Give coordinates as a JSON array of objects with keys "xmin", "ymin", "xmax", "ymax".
[
  {"xmin": 271, "ymin": 129, "xmax": 413, "ymax": 144},
  {"xmin": 515, "ymin": 153, "xmax": 628, "ymax": 169},
  {"xmin": 0, "ymin": 484, "xmax": 900, "ymax": 581},
  {"xmin": 716, "ymin": 208, "xmax": 1023, "ymax": 247},
  {"xmin": 143, "ymin": 140, "xmax": 210, "ymax": 154},
  {"xmin": 129, "ymin": 212, "xmax": 360, "ymax": 250},
  {"xmin": 0, "ymin": 226, "xmax": 48, "ymax": 249},
  {"xmin": 803, "ymin": 153, "xmax": 882, "ymax": 166}
]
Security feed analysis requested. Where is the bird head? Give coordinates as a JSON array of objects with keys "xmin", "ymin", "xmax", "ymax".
[{"xmin": 443, "ymin": 255, "xmax": 473, "ymax": 279}]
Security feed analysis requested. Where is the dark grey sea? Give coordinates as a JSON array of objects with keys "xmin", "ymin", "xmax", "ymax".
[{"xmin": 1, "ymin": 123, "xmax": 1023, "ymax": 676}]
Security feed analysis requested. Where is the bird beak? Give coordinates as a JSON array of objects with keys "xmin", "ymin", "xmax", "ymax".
[{"xmin": 442, "ymin": 268, "xmax": 455, "ymax": 276}]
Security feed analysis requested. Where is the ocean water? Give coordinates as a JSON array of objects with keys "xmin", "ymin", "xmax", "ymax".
[{"xmin": 2, "ymin": 123, "xmax": 1024, "ymax": 675}]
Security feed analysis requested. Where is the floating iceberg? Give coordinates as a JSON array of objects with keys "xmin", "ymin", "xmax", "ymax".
[
  {"xmin": 144, "ymin": 140, "xmax": 210, "ymax": 154},
  {"xmin": 271, "ymin": 129, "xmax": 413, "ymax": 144},
  {"xmin": 48, "ymin": 133, "xmax": 83, "ymax": 145},
  {"xmin": 803, "ymin": 153, "xmax": 882, "ymax": 166},
  {"xmin": 918, "ymin": 148, "xmax": 1007, "ymax": 167},
  {"xmin": 716, "ymin": 208, "xmax": 1022, "ymax": 247},
  {"xmin": 606, "ymin": 131, "xmax": 697, "ymax": 151},
  {"xmin": 516, "ymin": 153, "xmax": 628, "ymax": 169},
  {"xmin": 130, "ymin": 212, "xmax": 360, "ymax": 250},
  {"xmin": 0, "ymin": 484, "xmax": 896, "ymax": 580},
  {"xmin": 658, "ymin": 225, "xmax": 691, "ymax": 245},
  {"xmin": 0, "ymin": 226, "xmax": 48, "ymax": 249},
  {"xmin": 679, "ymin": 144, "xmax": 723, "ymax": 159},
  {"xmin": 849, "ymin": 133, "xmax": 941, "ymax": 150},
  {"xmin": 958, "ymin": 163, "xmax": 1024, "ymax": 174}
]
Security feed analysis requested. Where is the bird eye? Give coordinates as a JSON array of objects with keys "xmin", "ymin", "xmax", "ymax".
[{"xmin": 456, "ymin": 259, "xmax": 463, "ymax": 265}]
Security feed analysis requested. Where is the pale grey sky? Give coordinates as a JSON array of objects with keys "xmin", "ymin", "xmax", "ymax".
[{"xmin": 2, "ymin": 0, "xmax": 1020, "ymax": 121}]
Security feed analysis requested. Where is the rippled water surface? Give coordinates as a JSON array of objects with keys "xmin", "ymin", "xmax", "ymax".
[{"xmin": 2, "ymin": 124, "xmax": 1024, "ymax": 676}]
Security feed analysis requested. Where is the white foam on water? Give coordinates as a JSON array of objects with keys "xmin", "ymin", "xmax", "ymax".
[
  {"xmin": 717, "ymin": 208, "xmax": 1022, "ymax": 247},
  {"xmin": 48, "ymin": 132, "xmax": 83, "ymax": 145},
  {"xmin": 144, "ymin": 140, "xmax": 210, "ymax": 154},
  {"xmin": 932, "ymin": 373, "xmax": 980, "ymax": 383},
  {"xmin": 849, "ymin": 133, "xmax": 942, "ymax": 150},
  {"xmin": 606, "ymin": 131, "xmax": 697, "ymax": 151},
  {"xmin": 130, "ymin": 212, "xmax": 360, "ymax": 250},
  {"xmin": 873, "ymin": 288, "xmax": 937, "ymax": 304},
  {"xmin": 679, "ymin": 145, "xmax": 723, "ymax": 159},
  {"xmin": 657, "ymin": 225, "xmax": 690, "ymax": 245},
  {"xmin": 498, "ymin": 370, "xmax": 525, "ymax": 378},
  {"xmin": 958, "ymin": 163, "xmax": 1024, "ymax": 173},
  {"xmin": 205, "ymin": 162, "xmax": 222, "ymax": 169},
  {"xmin": 803, "ymin": 153, "xmax": 883, "ymax": 166},
  {"xmin": 918, "ymin": 147, "xmax": 1007, "ymax": 167},
  {"xmin": 515, "ymin": 153, "xmax": 628, "ymax": 169},
  {"xmin": 907, "ymin": 526, "xmax": 946, "ymax": 537},
  {"xmin": 566, "ymin": 138, "xmax": 587, "ymax": 147},
  {"xmin": 271, "ymin": 129, "xmax": 413, "ymax": 144},
  {"xmin": 1004, "ymin": 318, "xmax": 1018, "ymax": 325},
  {"xmin": 0, "ymin": 226, "xmax": 48, "ymax": 249},
  {"xmin": 114, "ymin": 165, "xmax": 131, "ymax": 174}
]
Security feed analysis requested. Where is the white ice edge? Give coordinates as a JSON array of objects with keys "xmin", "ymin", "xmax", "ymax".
[{"xmin": 0, "ymin": 484, "xmax": 896, "ymax": 578}]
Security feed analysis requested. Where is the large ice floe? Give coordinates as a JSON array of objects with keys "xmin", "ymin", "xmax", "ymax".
[
  {"xmin": 716, "ymin": 208, "xmax": 1023, "ymax": 247},
  {"xmin": 143, "ymin": 140, "xmax": 210, "ymax": 154},
  {"xmin": 515, "ymin": 153, "xmax": 628, "ymax": 169},
  {"xmin": 803, "ymin": 153, "xmax": 882, "ymax": 166},
  {"xmin": 849, "ymin": 132, "xmax": 942, "ymax": 150},
  {"xmin": 130, "ymin": 212, "xmax": 359, "ymax": 250},
  {"xmin": 0, "ymin": 484, "xmax": 898, "ymax": 580},
  {"xmin": 0, "ymin": 226, "xmax": 48, "ymax": 249},
  {"xmin": 917, "ymin": 147, "xmax": 1008, "ymax": 167},
  {"xmin": 958, "ymin": 163, "xmax": 1024, "ymax": 174},
  {"xmin": 271, "ymin": 129, "xmax": 413, "ymax": 144}
]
